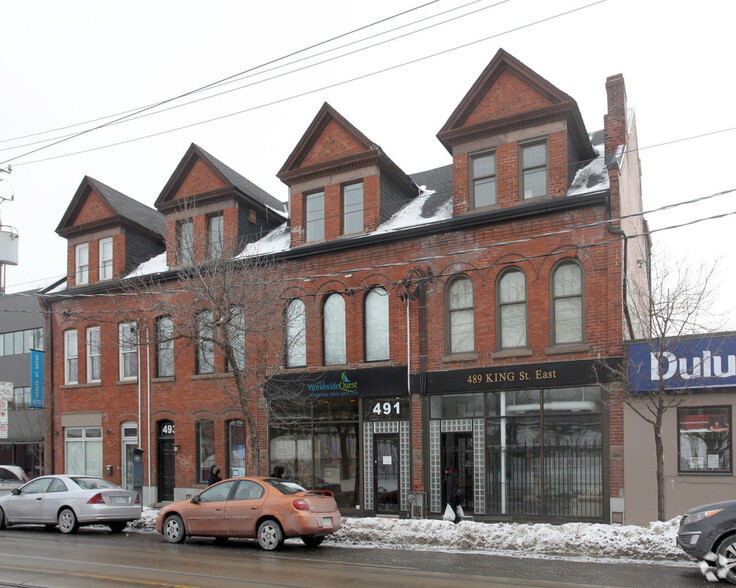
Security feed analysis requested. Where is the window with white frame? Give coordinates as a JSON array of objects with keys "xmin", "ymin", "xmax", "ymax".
[
  {"xmin": 306, "ymin": 191, "xmax": 325, "ymax": 242},
  {"xmin": 86, "ymin": 326, "xmax": 101, "ymax": 382},
  {"xmin": 196, "ymin": 311, "xmax": 214, "ymax": 374},
  {"xmin": 520, "ymin": 140, "xmax": 547, "ymax": 199},
  {"xmin": 156, "ymin": 315, "xmax": 174, "ymax": 378},
  {"xmin": 75, "ymin": 243, "xmax": 89, "ymax": 285},
  {"xmin": 446, "ymin": 276, "xmax": 474, "ymax": 354},
  {"xmin": 207, "ymin": 213, "xmax": 224, "ymax": 259},
  {"xmin": 323, "ymin": 293, "xmax": 346, "ymax": 365},
  {"xmin": 286, "ymin": 299, "xmax": 307, "ymax": 368},
  {"xmin": 497, "ymin": 269, "xmax": 527, "ymax": 349},
  {"xmin": 177, "ymin": 218, "xmax": 194, "ymax": 266},
  {"xmin": 99, "ymin": 238, "xmax": 113, "ymax": 280},
  {"xmin": 65, "ymin": 426, "xmax": 103, "ymax": 476},
  {"xmin": 365, "ymin": 287, "xmax": 389, "ymax": 361},
  {"xmin": 470, "ymin": 151, "xmax": 497, "ymax": 208},
  {"xmin": 64, "ymin": 330, "xmax": 78, "ymax": 384},
  {"xmin": 343, "ymin": 182, "xmax": 364, "ymax": 235},
  {"xmin": 119, "ymin": 322, "xmax": 138, "ymax": 381},
  {"xmin": 552, "ymin": 261, "xmax": 584, "ymax": 345}
]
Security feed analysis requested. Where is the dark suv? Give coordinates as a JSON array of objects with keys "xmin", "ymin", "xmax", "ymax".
[{"xmin": 678, "ymin": 499, "xmax": 736, "ymax": 583}]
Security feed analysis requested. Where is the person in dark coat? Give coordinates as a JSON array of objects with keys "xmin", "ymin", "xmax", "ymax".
[
  {"xmin": 207, "ymin": 464, "xmax": 222, "ymax": 486},
  {"xmin": 444, "ymin": 464, "xmax": 461, "ymax": 524}
]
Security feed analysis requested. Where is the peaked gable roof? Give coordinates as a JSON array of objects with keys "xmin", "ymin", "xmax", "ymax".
[
  {"xmin": 277, "ymin": 103, "xmax": 416, "ymax": 193},
  {"xmin": 437, "ymin": 49, "xmax": 595, "ymax": 159},
  {"xmin": 155, "ymin": 143, "xmax": 286, "ymax": 214},
  {"xmin": 56, "ymin": 176, "xmax": 165, "ymax": 238}
]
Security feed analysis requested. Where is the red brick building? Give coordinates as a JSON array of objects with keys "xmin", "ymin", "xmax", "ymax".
[{"xmin": 44, "ymin": 50, "xmax": 648, "ymax": 523}]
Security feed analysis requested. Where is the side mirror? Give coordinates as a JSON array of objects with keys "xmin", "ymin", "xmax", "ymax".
[
  {"xmin": 190, "ymin": 495, "xmax": 200, "ymax": 504},
  {"xmin": 11, "ymin": 488, "xmax": 20, "ymax": 496}
]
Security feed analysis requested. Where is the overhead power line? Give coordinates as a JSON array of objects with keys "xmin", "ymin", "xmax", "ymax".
[{"xmin": 2, "ymin": 0, "xmax": 606, "ymax": 167}]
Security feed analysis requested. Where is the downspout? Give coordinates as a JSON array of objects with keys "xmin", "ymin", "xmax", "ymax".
[{"xmin": 605, "ymin": 192, "xmax": 635, "ymax": 340}]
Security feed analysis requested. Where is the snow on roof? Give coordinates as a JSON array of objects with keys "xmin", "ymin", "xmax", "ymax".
[
  {"xmin": 125, "ymin": 252, "xmax": 169, "ymax": 279},
  {"xmin": 237, "ymin": 223, "xmax": 291, "ymax": 258},
  {"xmin": 567, "ymin": 130, "xmax": 610, "ymax": 196}
]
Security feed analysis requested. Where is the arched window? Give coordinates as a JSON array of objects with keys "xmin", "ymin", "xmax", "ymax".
[
  {"xmin": 286, "ymin": 299, "xmax": 306, "ymax": 368},
  {"xmin": 446, "ymin": 276, "xmax": 474, "ymax": 354},
  {"xmin": 497, "ymin": 269, "xmax": 527, "ymax": 349},
  {"xmin": 552, "ymin": 261, "xmax": 584, "ymax": 345},
  {"xmin": 323, "ymin": 293, "xmax": 346, "ymax": 365},
  {"xmin": 365, "ymin": 287, "xmax": 389, "ymax": 361}
]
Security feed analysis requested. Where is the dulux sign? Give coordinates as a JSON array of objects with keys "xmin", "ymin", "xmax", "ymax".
[{"xmin": 629, "ymin": 336, "xmax": 736, "ymax": 392}]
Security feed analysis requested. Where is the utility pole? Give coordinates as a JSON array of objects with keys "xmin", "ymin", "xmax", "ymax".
[{"xmin": 0, "ymin": 165, "xmax": 18, "ymax": 294}]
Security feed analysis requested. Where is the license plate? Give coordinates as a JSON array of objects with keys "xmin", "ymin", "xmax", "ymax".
[
  {"xmin": 322, "ymin": 517, "xmax": 332, "ymax": 527},
  {"xmin": 114, "ymin": 497, "xmax": 127, "ymax": 504}
]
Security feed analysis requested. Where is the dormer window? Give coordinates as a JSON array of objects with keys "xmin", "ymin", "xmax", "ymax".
[
  {"xmin": 343, "ymin": 182, "xmax": 364, "ymax": 235},
  {"xmin": 75, "ymin": 243, "xmax": 89, "ymax": 285},
  {"xmin": 470, "ymin": 151, "xmax": 497, "ymax": 208},
  {"xmin": 177, "ymin": 219, "xmax": 194, "ymax": 266},
  {"xmin": 99, "ymin": 238, "xmax": 113, "ymax": 280},
  {"xmin": 520, "ymin": 140, "xmax": 547, "ymax": 199},
  {"xmin": 305, "ymin": 191, "xmax": 325, "ymax": 242},
  {"xmin": 207, "ymin": 212, "xmax": 224, "ymax": 259}
]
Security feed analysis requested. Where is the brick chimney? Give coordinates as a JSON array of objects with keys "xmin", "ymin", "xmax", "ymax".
[{"xmin": 604, "ymin": 74, "xmax": 627, "ymax": 158}]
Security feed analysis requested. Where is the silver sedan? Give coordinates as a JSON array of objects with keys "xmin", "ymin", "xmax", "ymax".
[{"xmin": 0, "ymin": 475, "xmax": 141, "ymax": 533}]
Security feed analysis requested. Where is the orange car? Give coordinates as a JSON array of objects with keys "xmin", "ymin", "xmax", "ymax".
[{"xmin": 155, "ymin": 477, "xmax": 341, "ymax": 550}]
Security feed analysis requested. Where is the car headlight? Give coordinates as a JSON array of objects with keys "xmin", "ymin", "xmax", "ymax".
[{"xmin": 686, "ymin": 509, "xmax": 723, "ymax": 524}]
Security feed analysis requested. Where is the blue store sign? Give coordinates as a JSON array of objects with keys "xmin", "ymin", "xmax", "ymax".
[{"xmin": 629, "ymin": 336, "xmax": 736, "ymax": 392}]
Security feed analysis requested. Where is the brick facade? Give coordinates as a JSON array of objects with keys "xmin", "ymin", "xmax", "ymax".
[{"xmin": 45, "ymin": 49, "xmax": 646, "ymax": 523}]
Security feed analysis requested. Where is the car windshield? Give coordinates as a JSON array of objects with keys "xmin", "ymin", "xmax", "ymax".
[
  {"xmin": 70, "ymin": 477, "xmax": 121, "ymax": 490},
  {"xmin": 264, "ymin": 479, "xmax": 306, "ymax": 495}
]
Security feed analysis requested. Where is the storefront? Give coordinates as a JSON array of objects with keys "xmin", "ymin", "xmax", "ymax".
[
  {"xmin": 625, "ymin": 335, "xmax": 736, "ymax": 524},
  {"xmin": 425, "ymin": 359, "xmax": 618, "ymax": 522},
  {"xmin": 266, "ymin": 366, "xmax": 408, "ymax": 516}
]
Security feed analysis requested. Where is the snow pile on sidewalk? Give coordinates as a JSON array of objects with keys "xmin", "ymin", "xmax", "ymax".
[
  {"xmin": 132, "ymin": 508, "xmax": 687, "ymax": 562},
  {"xmin": 328, "ymin": 516, "xmax": 686, "ymax": 561}
]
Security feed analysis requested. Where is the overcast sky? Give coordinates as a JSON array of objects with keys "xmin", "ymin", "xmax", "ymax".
[{"xmin": 2, "ymin": 0, "xmax": 734, "ymax": 328}]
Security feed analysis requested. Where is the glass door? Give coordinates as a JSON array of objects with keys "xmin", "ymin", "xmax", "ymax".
[{"xmin": 374, "ymin": 433, "xmax": 399, "ymax": 514}]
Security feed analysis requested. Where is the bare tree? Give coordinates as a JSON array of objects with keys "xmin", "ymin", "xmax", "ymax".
[
  {"xmin": 599, "ymin": 252, "xmax": 723, "ymax": 521},
  {"xmin": 122, "ymin": 224, "xmax": 311, "ymax": 476}
]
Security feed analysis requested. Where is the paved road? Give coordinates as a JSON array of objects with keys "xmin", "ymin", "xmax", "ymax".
[{"xmin": 0, "ymin": 526, "xmax": 712, "ymax": 587}]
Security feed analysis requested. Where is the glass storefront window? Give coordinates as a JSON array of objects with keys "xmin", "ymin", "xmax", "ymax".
[
  {"xmin": 430, "ymin": 393, "xmax": 483, "ymax": 418},
  {"xmin": 65, "ymin": 427, "xmax": 102, "ymax": 476},
  {"xmin": 314, "ymin": 424, "xmax": 358, "ymax": 508},
  {"xmin": 485, "ymin": 387, "xmax": 603, "ymax": 518},
  {"xmin": 678, "ymin": 406, "xmax": 732, "ymax": 474}
]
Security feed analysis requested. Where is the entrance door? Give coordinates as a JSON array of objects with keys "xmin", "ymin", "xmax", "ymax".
[
  {"xmin": 121, "ymin": 422, "xmax": 138, "ymax": 490},
  {"xmin": 374, "ymin": 434, "xmax": 399, "ymax": 514},
  {"xmin": 157, "ymin": 420, "xmax": 176, "ymax": 502},
  {"xmin": 442, "ymin": 432, "xmax": 474, "ymax": 512}
]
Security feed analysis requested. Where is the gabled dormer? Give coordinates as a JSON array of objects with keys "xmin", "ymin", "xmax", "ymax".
[
  {"xmin": 437, "ymin": 49, "xmax": 596, "ymax": 217},
  {"xmin": 56, "ymin": 176, "xmax": 165, "ymax": 287},
  {"xmin": 154, "ymin": 143, "xmax": 287, "ymax": 268},
  {"xmin": 277, "ymin": 103, "xmax": 418, "ymax": 248}
]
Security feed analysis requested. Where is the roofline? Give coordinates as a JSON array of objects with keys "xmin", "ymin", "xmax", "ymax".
[{"xmin": 44, "ymin": 190, "xmax": 609, "ymax": 302}]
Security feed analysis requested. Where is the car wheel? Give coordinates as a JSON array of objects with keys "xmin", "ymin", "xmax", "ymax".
[
  {"xmin": 716, "ymin": 535, "xmax": 736, "ymax": 584},
  {"xmin": 108, "ymin": 521, "xmax": 127, "ymax": 533},
  {"xmin": 162, "ymin": 514, "xmax": 186, "ymax": 544},
  {"xmin": 257, "ymin": 519, "xmax": 284, "ymax": 551},
  {"xmin": 57, "ymin": 508, "xmax": 79, "ymax": 534},
  {"xmin": 301, "ymin": 536, "xmax": 324, "ymax": 548},
  {"xmin": 0, "ymin": 507, "xmax": 6, "ymax": 530}
]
